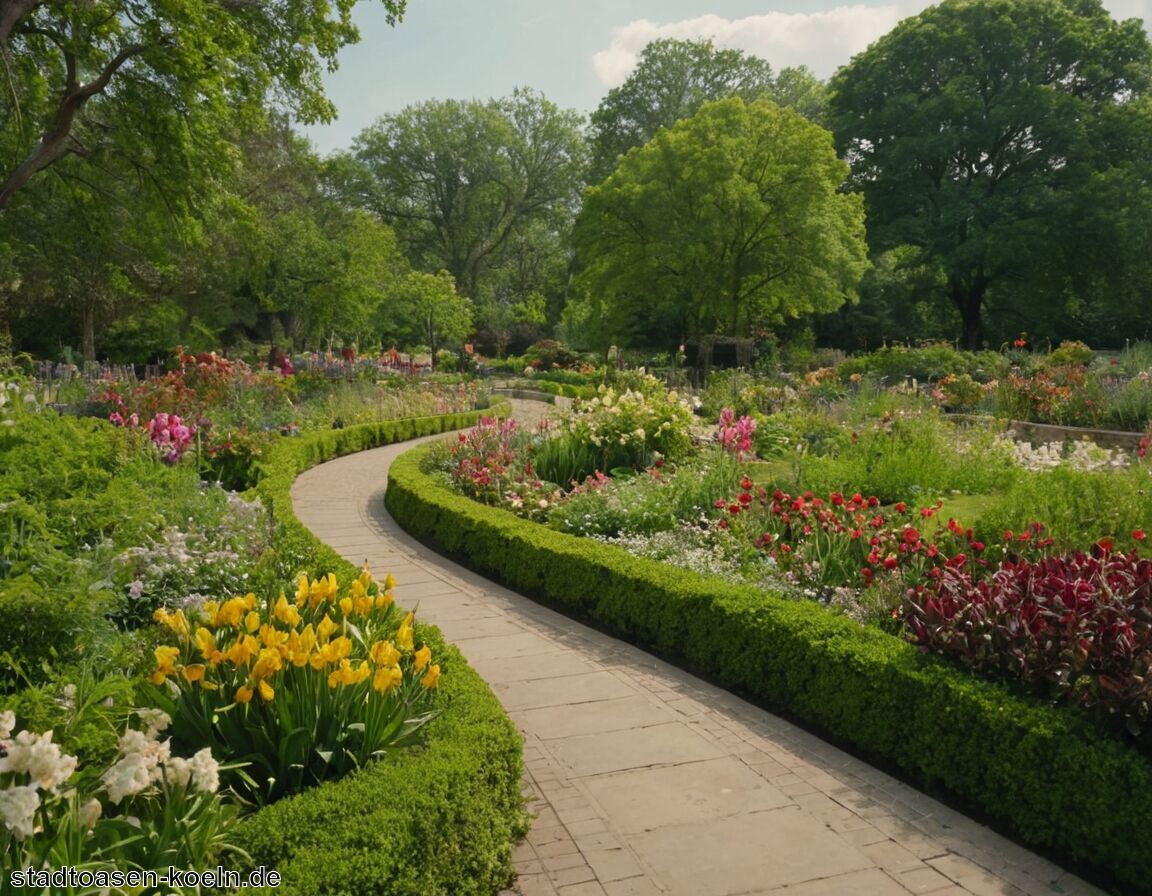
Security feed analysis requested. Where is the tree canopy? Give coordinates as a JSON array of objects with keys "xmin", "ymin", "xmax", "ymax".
[
  {"xmin": 588, "ymin": 38, "xmax": 828, "ymax": 183},
  {"xmin": 571, "ymin": 98, "xmax": 868, "ymax": 352},
  {"xmin": 0, "ymin": 0, "xmax": 406, "ymax": 210},
  {"xmin": 343, "ymin": 89, "xmax": 585, "ymax": 352},
  {"xmin": 828, "ymin": 0, "xmax": 1152, "ymax": 349}
]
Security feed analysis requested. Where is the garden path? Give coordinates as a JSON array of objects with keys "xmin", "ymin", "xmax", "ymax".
[{"xmin": 291, "ymin": 400, "xmax": 1102, "ymax": 896}]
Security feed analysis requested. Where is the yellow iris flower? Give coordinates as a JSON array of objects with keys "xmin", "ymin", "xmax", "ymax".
[
  {"xmin": 413, "ymin": 645, "xmax": 432, "ymax": 674},
  {"xmin": 369, "ymin": 640, "xmax": 400, "ymax": 667},
  {"xmin": 420, "ymin": 664, "xmax": 441, "ymax": 689},
  {"xmin": 396, "ymin": 612, "xmax": 414, "ymax": 653},
  {"xmin": 372, "ymin": 665, "xmax": 403, "ymax": 694}
]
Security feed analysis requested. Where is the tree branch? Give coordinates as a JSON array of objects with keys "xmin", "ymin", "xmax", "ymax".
[
  {"xmin": 0, "ymin": 41, "xmax": 150, "ymax": 209},
  {"xmin": 0, "ymin": 0, "xmax": 42, "ymax": 48}
]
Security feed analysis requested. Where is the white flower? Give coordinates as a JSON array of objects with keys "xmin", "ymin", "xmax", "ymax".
[
  {"xmin": 187, "ymin": 748, "xmax": 220, "ymax": 794},
  {"xmin": 78, "ymin": 797, "xmax": 102, "ymax": 830},
  {"xmin": 0, "ymin": 730, "xmax": 77, "ymax": 793},
  {"xmin": 0, "ymin": 710, "xmax": 14, "ymax": 740},
  {"xmin": 102, "ymin": 729, "xmax": 171, "ymax": 803},
  {"xmin": 102, "ymin": 752, "xmax": 152, "ymax": 805},
  {"xmin": 136, "ymin": 709, "xmax": 170, "ymax": 739},
  {"xmin": 163, "ymin": 756, "xmax": 193, "ymax": 790},
  {"xmin": 0, "ymin": 784, "xmax": 40, "ymax": 839}
]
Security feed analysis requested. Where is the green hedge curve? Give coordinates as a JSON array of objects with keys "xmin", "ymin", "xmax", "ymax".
[
  {"xmin": 386, "ymin": 441, "xmax": 1152, "ymax": 891},
  {"xmin": 228, "ymin": 404, "xmax": 529, "ymax": 895}
]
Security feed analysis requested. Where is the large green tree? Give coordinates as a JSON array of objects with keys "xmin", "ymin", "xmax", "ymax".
[
  {"xmin": 346, "ymin": 89, "xmax": 587, "ymax": 309},
  {"xmin": 378, "ymin": 270, "xmax": 473, "ymax": 358},
  {"xmin": 0, "ymin": 0, "xmax": 406, "ymax": 210},
  {"xmin": 571, "ymin": 98, "xmax": 868, "ymax": 352},
  {"xmin": 828, "ymin": 0, "xmax": 1152, "ymax": 349},
  {"xmin": 588, "ymin": 38, "xmax": 828, "ymax": 183}
]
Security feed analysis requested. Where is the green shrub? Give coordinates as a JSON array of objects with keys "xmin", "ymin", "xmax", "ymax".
[
  {"xmin": 838, "ymin": 344, "xmax": 1007, "ymax": 383},
  {"xmin": 386, "ymin": 443, "xmax": 1152, "ymax": 890},
  {"xmin": 975, "ymin": 465, "xmax": 1152, "ymax": 551},
  {"xmin": 548, "ymin": 449, "xmax": 738, "ymax": 537},
  {"xmin": 0, "ymin": 576, "xmax": 114, "ymax": 690},
  {"xmin": 1043, "ymin": 340, "xmax": 1094, "ymax": 369}
]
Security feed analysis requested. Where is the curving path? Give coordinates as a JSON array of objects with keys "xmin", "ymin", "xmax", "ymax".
[{"xmin": 291, "ymin": 401, "xmax": 1102, "ymax": 896}]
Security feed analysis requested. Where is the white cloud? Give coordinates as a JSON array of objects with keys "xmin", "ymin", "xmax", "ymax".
[
  {"xmin": 592, "ymin": 2, "xmax": 1150, "ymax": 88},
  {"xmin": 591, "ymin": 6, "xmax": 904, "ymax": 86}
]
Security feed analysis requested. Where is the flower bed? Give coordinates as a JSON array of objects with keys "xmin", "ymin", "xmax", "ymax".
[
  {"xmin": 2, "ymin": 398, "xmax": 528, "ymax": 895},
  {"xmin": 387, "ymin": 442, "xmax": 1152, "ymax": 890}
]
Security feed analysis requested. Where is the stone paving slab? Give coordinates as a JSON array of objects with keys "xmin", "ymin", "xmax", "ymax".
[{"xmin": 290, "ymin": 402, "xmax": 1106, "ymax": 896}]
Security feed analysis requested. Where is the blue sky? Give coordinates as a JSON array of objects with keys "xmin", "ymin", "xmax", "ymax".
[{"xmin": 301, "ymin": 0, "xmax": 1152, "ymax": 155}]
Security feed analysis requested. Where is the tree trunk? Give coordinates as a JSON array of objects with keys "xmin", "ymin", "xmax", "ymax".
[
  {"xmin": 950, "ymin": 276, "xmax": 986, "ymax": 350},
  {"xmin": 81, "ymin": 299, "xmax": 96, "ymax": 364}
]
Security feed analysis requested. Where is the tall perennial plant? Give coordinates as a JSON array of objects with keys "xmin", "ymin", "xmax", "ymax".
[{"xmin": 147, "ymin": 566, "xmax": 442, "ymax": 803}]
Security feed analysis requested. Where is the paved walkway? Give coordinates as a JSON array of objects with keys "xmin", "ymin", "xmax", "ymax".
[{"xmin": 290, "ymin": 402, "xmax": 1103, "ymax": 896}]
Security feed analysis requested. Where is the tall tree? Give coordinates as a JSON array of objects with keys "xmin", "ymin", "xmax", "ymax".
[
  {"xmin": 379, "ymin": 270, "xmax": 473, "ymax": 358},
  {"xmin": 828, "ymin": 0, "xmax": 1152, "ymax": 349},
  {"xmin": 0, "ymin": 0, "xmax": 407, "ymax": 210},
  {"xmin": 572, "ymin": 98, "xmax": 868, "ymax": 352},
  {"xmin": 588, "ymin": 38, "xmax": 828, "ymax": 183},
  {"xmin": 346, "ymin": 89, "xmax": 587, "ymax": 303}
]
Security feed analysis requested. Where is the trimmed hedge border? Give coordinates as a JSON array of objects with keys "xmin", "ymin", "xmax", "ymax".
[
  {"xmin": 228, "ymin": 403, "xmax": 529, "ymax": 896},
  {"xmin": 386, "ymin": 441, "xmax": 1152, "ymax": 891}
]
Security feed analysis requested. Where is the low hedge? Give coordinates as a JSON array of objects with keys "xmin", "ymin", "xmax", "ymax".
[
  {"xmin": 386, "ymin": 442, "xmax": 1152, "ymax": 891},
  {"xmin": 229, "ymin": 403, "xmax": 528, "ymax": 895}
]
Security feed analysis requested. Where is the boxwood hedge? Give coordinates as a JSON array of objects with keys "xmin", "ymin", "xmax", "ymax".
[
  {"xmin": 228, "ymin": 404, "xmax": 528, "ymax": 895},
  {"xmin": 386, "ymin": 441, "xmax": 1152, "ymax": 891}
]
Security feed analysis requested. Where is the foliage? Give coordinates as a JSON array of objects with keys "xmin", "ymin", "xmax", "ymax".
[
  {"xmin": 829, "ymin": 0, "xmax": 1152, "ymax": 348},
  {"xmin": 793, "ymin": 412, "xmax": 1019, "ymax": 502},
  {"xmin": 573, "ymin": 98, "xmax": 868, "ymax": 351},
  {"xmin": 904, "ymin": 549, "xmax": 1152, "ymax": 743},
  {"xmin": 0, "ymin": 0, "xmax": 407, "ymax": 209},
  {"xmin": 380, "ymin": 271, "xmax": 474, "ymax": 358},
  {"xmin": 977, "ymin": 466, "xmax": 1152, "ymax": 551},
  {"xmin": 548, "ymin": 449, "xmax": 738, "ymax": 539},
  {"xmin": 348, "ymin": 88, "xmax": 587, "ymax": 304},
  {"xmin": 836, "ymin": 344, "xmax": 1007, "ymax": 383},
  {"xmin": 0, "ymin": 577, "xmax": 112, "ymax": 692},
  {"xmin": 588, "ymin": 38, "xmax": 827, "ymax": 182},
  {"xmin": 386, "ymin": 442, "xmax": 1152, "ymax": 890}
]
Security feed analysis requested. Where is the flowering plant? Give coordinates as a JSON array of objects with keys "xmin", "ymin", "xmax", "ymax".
[
  {"xmin": 146, "ymin": 567, "xmax": 442, "ymax": 803},
  {"xmin": 563, "ymin": 380, "xmax": 695, "ymax": 472},
  {"xmin": 1, "ymin": 708, "xmax": 243, "ymax": 893},
  {"xmin": 716, "ymin": 408, "xmax": 757, "ymax": 461},
  {"xmin": 903, "ymin": 548, "xmax": 1152, "ymax": 742},
  {"xmin": 112, "ymin": 490, "xmax": 272, "ymax": 630},
  {"xmin": 108, "ymin": 405, "xmax": 196, "ymax": 464}
]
